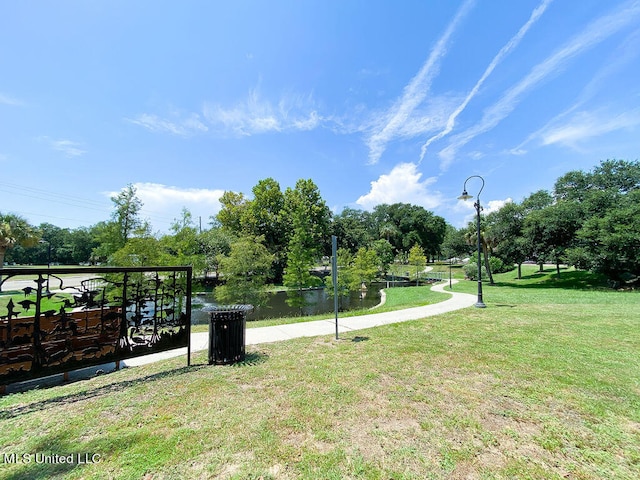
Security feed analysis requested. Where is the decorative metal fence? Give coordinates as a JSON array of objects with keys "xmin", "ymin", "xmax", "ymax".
[{"xmin": 0, "ymin": 266, "xmax": 192, "ymax": 386}]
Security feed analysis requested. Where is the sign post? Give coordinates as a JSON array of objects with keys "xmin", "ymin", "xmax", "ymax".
[{"xmin": 332, "ymin": 235, "xmax": 339, "ymax": 340}]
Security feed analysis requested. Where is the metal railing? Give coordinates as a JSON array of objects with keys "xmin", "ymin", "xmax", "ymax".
[{"xmin": 0, "ymin": 266, "xmax": 192, "ymax": 386}]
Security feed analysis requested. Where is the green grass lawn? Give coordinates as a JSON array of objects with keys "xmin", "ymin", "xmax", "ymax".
[
  {"xmin": 1, "ymin": 266, "xmax": 638, "ymax": 479},
  {"xmin": 0, "ymin": 292, "xmax": 73, "ymax": 318}
]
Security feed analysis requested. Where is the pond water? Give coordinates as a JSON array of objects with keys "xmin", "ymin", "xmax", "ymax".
[{"xmin": 191, "ymin": 284, "xmax": 392, "ymax": 324}]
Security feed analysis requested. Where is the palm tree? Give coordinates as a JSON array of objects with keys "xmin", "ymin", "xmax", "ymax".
[
  {"xmin": 0, "ymin": 213, "xmax": 40, "ymax": 292},
  {"xmin": 463, "ymin": 223, "xmax": 495, "ymax": 285},
  {"xmin": 379, "ymin": 223, "xmax": 399, "ymax": 243}
]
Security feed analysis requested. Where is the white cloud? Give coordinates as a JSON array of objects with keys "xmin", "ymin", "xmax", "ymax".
[
  {"xmin": 439, "ymin": 0, "xmax": 640, "ymax": 167},
  {"xmin": 109, "ymin": 183, "xmax": 225, "ymax": 230},
  {"xmin": 365, "ymin": 0, "xmax": 475, "ymax": 164},
  {"xmin": 292, "ymin": 111, "xmax": 321, "ymax": 130},
  {"xmin": 508, "ymin": 25, "xmax": 640, "ymax": 155},
  {"xmin": 127, "ymin": 113, "xmax": 208, "ymax": 137},
  {"xmin": 540, "ymin": 109, "xmax": 640, "ymax": 148},
  {"xmin": 356, "ymin": 162, "xmax": 442, "ymax": 210},
  {"xmin": 456, "ymin": 197, "xmax": 512, "ymax": 226},
  {"xmin": 203, "ymin": 88, "xmax": 325, "ymax": 136},
  {"xmin": 418, "ymin": 0, "xmax": 552, "ymax": 163},
  {"xmin": 51, "ymin": 139, "xmax": 86, "ymax": 157},
  {"xmin": 507, "ymin": 148, "xmax": 527, "ymax": 156},
  {"xmin": 358, "ymin": 95, "xmax": 460, "ymax": 151},
  {"xmin": 486, "ymin": 198, "xmax": 513, "ymax": 214}
]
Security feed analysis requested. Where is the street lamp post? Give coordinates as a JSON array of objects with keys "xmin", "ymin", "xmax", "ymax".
[{"xmin": 458, "ymin": 176, "xmax": 486, "ymax": 308}]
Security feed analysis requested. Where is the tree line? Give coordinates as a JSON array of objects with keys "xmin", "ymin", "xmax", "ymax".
[
  {"xmin": 0, "ymin": 179, "xmax": 446, "ymax": 305},
  {"xmin": 444, "ymin": 159, "xmax": 640, "ymax": 288},
  {"xmin": 2, "ymin": 158, "xmax": 638, "ymax": 301}
]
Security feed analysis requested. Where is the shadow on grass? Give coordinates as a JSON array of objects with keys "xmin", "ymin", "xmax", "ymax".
[
  {"xmin": 352, "ymin": 336, "xmax": 370, "ymax": 343},
  {"xmin": 230, "ymin": 350, "xmax": 270, "ymax": 368},
  {"xmin": 0, "ymin": 364, "xmax": 208, "ymax": 420},
  {"xmin": 492, "ymin": 270, "xmax": 610, "ymax": 291}
]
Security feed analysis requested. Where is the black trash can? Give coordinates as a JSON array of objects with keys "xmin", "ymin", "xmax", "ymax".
[{"xmin": 203, "ymin": 305, "xmax": 253, "ymax": 365}]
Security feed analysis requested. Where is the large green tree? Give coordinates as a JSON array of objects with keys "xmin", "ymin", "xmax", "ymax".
[
  {"xmin": 111, "ymin": 184, "xmax": 144, "ymax": 247},
  {"xmin": 282, "ymin": 179, "xmax": 330, "ymax": 309},
  {"xmin": 351, "ymin": 247, "xmax": 379, "ymax": 290},
  {"xmin": 283, "ymin": 179, "xmax": 331, "ymax": 256},
  {"xmin": 246, "ymin": 178, "xmax": 287, "ymax": 247},
  {"xmin": 247, "ymin": 178, "xmax": 288, "ymax": 281},
  {"xmin": 546, "ymin": 160, "xmax": 640, "ymax": 278},
  {"xmin": 570, "ymin": 189, "xmax": 640, "ymax": 283},
  {"xmin": 217, "ymin": 178, "xmax": 330, "ymax": 284},
  {"xmin": 92, "ymin": 184, "xmax": 146, "ymax": 263},
  {"xmin": 283, "ymin": 227, "xmax": 318, "ymax": 312},
  {"xmin": 331, "ymin": 207, "xmax": 374, "ymax": 253},
  {"xmin": 110, "ymin": 236, "xmax": 170, "ymax": 266},
  {"xmin": 215, "ymin": 235, "xmax": 274, "ymax": 307},
  {"xmin": 217, "ymin": 191, "xmax": 249, "ymax": 235},
  {"xmin": 372, "ymin": 203, "xmax": 446, "ymax": 260},
  {"xmin": 198, "ymin": 227, "xmax": 233, "ymax": 280},
  {"xmin": 325, "ymin": 247, "xmax": 354, "ymax": 302},
  {"xmin": 484, "ymin": 159, "xmax": 640, "ymax": 284},
  {"xmin": 523, "ymin": 201, "xmax": 581, "ymax": 275},
  {"xmin": 328, "ymin": 246, "xmax": 379, "ymax": 309},
  {"xmin": 441, "ymin": 225, "xmax": 472, "ymax": 262},
  {"xmin": 5, "ymin": 223, "xmax": 98, "ymax": 266},
  {"xmin": 36, "ymin": 223, "xmax": 76, "ymax": 265},
  {"xmin": 371, "ymin": 239, "xmax": 394, "ymax": 278},
  {"xmin": 486, "ymin": 202, "xmax": 529, "ymax": 279},
  {"xmin": 159, "ymin": 208, "xmax": 204, "ymax": 270},
  {"xmin": 560, "ymin": 159, "xmax": 640, "ymax": 283},
  {"xmin": 554, "ymin": 159, "xmax": 640, "ymax": 202},
  {"xmin": 68, "ymin": 227, "xmax": 99, "ymax": 264}
]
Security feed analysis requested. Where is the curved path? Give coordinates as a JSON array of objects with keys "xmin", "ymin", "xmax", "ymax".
[
  {"xmin": 243, "ymin": 280, "xmax": 475, "ymax": 345},
  {"xmin": 125, "ymin": 281, "xmax": 476, "ymax": 366}
]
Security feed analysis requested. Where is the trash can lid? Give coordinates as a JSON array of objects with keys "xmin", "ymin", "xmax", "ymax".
[{"xmin": 202, "ymin": 304, "xmax": 254, "ymax": 313}]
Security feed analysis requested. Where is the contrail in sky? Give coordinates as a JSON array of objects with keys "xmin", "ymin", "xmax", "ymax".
[
  {"xmin": 438, "ymin": 0, "xmax": 640, "ymax": 168},
  {"xmin": 366, "ymin": 0, "xmax": 475, "ymax": 164},
  {"xmin": 418, "ymin": 0, "xmax": 553, "ymax": 164}
]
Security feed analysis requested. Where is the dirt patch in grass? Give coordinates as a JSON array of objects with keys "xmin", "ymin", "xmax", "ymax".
[{"xmin": 338, "ymin": 362, "xmax": 616, "ymax": 478}]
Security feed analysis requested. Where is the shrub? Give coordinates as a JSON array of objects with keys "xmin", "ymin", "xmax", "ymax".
[{"xmin": 464, "ymin": 255, "xmax": 514, "ymax": 280}]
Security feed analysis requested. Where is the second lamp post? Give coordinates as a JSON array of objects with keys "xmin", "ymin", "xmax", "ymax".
[{"xmin": 458, "ymin": 175, "xmax": 486, "ymax": 308}]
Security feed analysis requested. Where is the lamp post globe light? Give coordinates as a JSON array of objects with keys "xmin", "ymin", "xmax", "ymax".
[{"xmin": 458, "ymin": 175, "xmax": 486, "ymax": 308}]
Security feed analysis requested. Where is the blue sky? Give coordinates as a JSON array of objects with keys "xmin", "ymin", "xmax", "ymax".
[{"xmin": 2, "ymin": 0, "xmax": 639, "ymax": 232}]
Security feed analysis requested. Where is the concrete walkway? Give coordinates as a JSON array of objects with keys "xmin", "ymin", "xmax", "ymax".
[{"xmin": 124, "ymin": 280, "xmax": 475, "ymax": 367}]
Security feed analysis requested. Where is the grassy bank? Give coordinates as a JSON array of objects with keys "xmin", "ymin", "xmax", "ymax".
[{"xmin": 1, "ymin": 267, "xmax": 638, "ymax": 479}]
